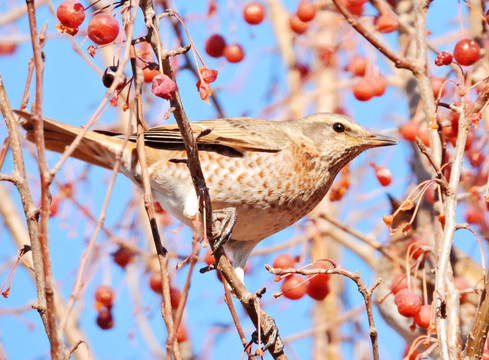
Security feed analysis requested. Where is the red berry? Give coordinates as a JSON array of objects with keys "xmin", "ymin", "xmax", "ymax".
[
  {"xmin": 112, "ymin": 246, "xmax": 133, "ymax": 268},
  {"xmin": 95, "ymin": 285, "xmax": 114, "ymax": 308},
  {"xmin": 169, "ymin": 287, "xmax": 181, "ymax": 308},
  {"xmin": 143, "ymin": 67, "xmax": 160, "ymax": 83},
  {"xmin": 223, "ymin": 44, "xmax": 245, "ymax": 63},
  {"xmin": 352, "ymin": 78, "xmax": 375, "ymax": 101},
  {"xmin": 149, "ymin": 272, "xmax": 162, "ymax": 293},
  {"xmin": 371, "ymin": 163, "xmax": 392, "ymax": 186},
  {"xmin": 289, "ymin": 14, "xmax": 309, "ymax": 34},
  {"xmin": 431, "ymin": 76, "xmax": 446, "ymax": 99},
  {"xmin": 0, "ymin": 42, "xmax": 16, "ymax": 55},
  {"xmin": 418, "ymin": 131, "xmax": 430, "ymax": 147},
  {"xmin": 465, "ymin": 131, "xmax": 474, "ymax": 151},
  {"xmin": 307, "ymin": 280, "xmax": 329, "ymax": 300},
  {"xmin": 96, "ymin": 308, "xmax": 114, "ymax": 330},
  {"xmin": 442, "ymin": 115, "xmax": 458, "ymax": 143},
  {"xmin": 243, "ymin": 2, "xmax": 265, "ymax": 25},
  {"xmin": 390, "ymin": 273, "xmax": 408, "ymax": 294},
  {"xmin": 87, "ymin": 13, "xmax": 119, "ymax": 45},
  {"xmin": 435, "ymin": 51, "xmax": 453, "ymax": 66},
  {"xmin": 414, "ymin": 304, "xmax": 432, "ymax": 328},
  {"xmin": 176, "ymin": 325, "xmax": 188, "ymax": 343},
  {"xmin": 468, "ymin": 151, "xmax": 484, "ymax": 167},
  {"xmin": 216, "ymin": 269, "xmax": 223, "ymax": 283},
  {"xmin": 382, "ymin": 214, "xmax": 393, "ymax": 226},
  {"xmin": 372, "ymin": 75, "xmax": 387, "ymax": 97},
  {"xmin": 394, "ymin": 289, "xmax": 422, "ymax": 318},
  {"xmin": 466, "ymin": 208, "xmax": 484, "ymax": 225},
  {"xmin": 49, "ymin": 197, "xmax": 60, "ymax": 217},
  {"xmin": 151, "ymin": 74, "xmax": 177, "ymax": 100},
  {"xmin": 343, "ymin": 0, "xmax": 364, "ymax": 16},
  {"xmin": 272, "ymin": 254, "xmax": 295, "ymax": 269},
  {"xmin": 346, "ymin": 56, "xmax": 367, "ymax": 77},
  {"xmin": 205, "ymin": 34, "xmax": 226, "ymax": 58},
  {"xmin": 57, "ymin": 0, "xmax": 85, "ymax": 28},
  {"xmin": 374, "ymin": 13, "xmax": 398, "ymax": 33},
  {"xmin": 453, "ymin": 39, "xmax": 480, "ymax": 66},
  {"xmin": 308, "ymin": 263, "xmax": 330, "ymax": 287},
  {"xmin": 399, "ymin": 121, "xmax": 419, "ymax": 142},
  {"xmin": 307, "ymin": 263, "xmax": 330, "ymax": 301},
  {"xmin": 196, "ymin": 79, "xmax": 211, "ymax": 101},
  {"xmin": 204, "ymin": 248, "xmax": 215, "ymax": 265},
  {"xmin": 295, "ymin": 63, "xmax": 310, "ymax": 79},
  {"xmin": 200, "ymin": 68, "xmax": 218, "ymax": 83},
  {"xmin": 296, "ymin": 1, "xmax": 317, "ymax": 22},
  {"xmin": 281, "ymin": 274, "xmax": 308, "ymax": 300}
]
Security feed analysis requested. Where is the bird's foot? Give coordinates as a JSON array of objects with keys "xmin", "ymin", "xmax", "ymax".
[
  {"xmin": 199, "ymin": 208, "xmax": 236, "ymax": 274},
  {"xmin": 211, "ymin": 207, "xmax": 237, "ymax": 251},
  {"xmin": 250, "ymin": 317, "xmax": 284, "ymax": 355}
]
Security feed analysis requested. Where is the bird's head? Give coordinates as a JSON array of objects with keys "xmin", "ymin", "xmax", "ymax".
[{"xmin": 293, "ymin": 113, "xmax": 397, "ymax": 171}]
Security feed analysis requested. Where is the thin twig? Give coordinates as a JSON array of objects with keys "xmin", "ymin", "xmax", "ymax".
[
  {"xmin": 266, "ymin": 263, "xmax": 381, "ymax": 360},
  {"xmin": 25, "ymin": 1, "xmax": 65, "ymax": 356},
  {"xmin": 172, "ymin": 237, "xmax": 201, "ymax": 343},
  {"xmin": 331, "ymin": 0, "xmax": 417, "ymax": 71},
  {"xmin": 318, "ymin": 213, "xmax": 394, "ymax": 261},
  {"xmin": 462, "ymin": 271, "xmax": 489, "ymax": 359},
  {"xmin": 0, "ymin": 137, "xmax": 11, "ymax": 171}
]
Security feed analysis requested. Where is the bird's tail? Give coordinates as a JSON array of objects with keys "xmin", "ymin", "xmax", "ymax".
[{"xmin": 15, "ymin": 110, "xmax": 128, "ymax": 170}]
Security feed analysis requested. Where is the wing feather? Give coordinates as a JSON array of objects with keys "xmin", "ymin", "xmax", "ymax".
[{"xmin": 135, "ymin": 118, "xmax": 289, "ymax": 152}]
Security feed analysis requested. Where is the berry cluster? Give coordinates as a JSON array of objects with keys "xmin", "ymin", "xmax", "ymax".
[
  {"xmin": 343, "ymin": 55, "xmax": 389, "ymax": 102},
  {"xmin": 56, "ymin": 0, "xmax": 119, "ymax": 46},
  {"xmin": 205, "ymin": 34, "xmax": 244, "ymax": 63},
  {"xmin": 273, "ymin": 255, "xmax": 330, "ymax": 301},
  {"xmin": 149, "ymin": 272, "xmax": 188, "ymax": 342},
  {"xmin": 435, "ymin": 39, "xmax": 481, "ymax": 67},
  {"xmin": 289, "ymin": 1, "xmax": 317, "ymax": 35},
  {"xmin": 352, "ymin": 74, "xmax": 387, "ymax": 102},
  {"xmin": 94, "ymin": 285, "xmax": 115, "ymax": 330}
]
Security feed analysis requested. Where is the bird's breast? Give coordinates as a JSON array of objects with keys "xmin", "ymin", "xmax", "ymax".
[{"xmin": 200, "ymin": 145, "xmax": 333, "ymax": 241}]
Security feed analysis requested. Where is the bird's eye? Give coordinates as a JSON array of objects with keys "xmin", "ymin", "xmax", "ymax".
[{"xmin": 333, "ymin": 122, "xmax": 345, "ymax": 133}]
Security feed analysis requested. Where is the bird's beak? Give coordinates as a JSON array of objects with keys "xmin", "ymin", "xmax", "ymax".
[{"xmin": 363, "ymin": 133, "xmax": 398, "ymax": 148}]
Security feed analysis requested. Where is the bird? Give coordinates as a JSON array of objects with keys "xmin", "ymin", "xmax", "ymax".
[{"xmin": 16, "ymin": 111, "xmax": 397, "ymax": 282}]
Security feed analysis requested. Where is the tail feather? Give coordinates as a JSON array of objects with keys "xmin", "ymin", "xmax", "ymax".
[{"xmin": 15, "ymin": 110, "xmax": 128, "ymax": 170}]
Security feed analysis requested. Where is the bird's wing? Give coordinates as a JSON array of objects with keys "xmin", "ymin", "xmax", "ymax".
[{"xmin": 130, "ymin": 118, "xmax": 290, "ymax": 153}]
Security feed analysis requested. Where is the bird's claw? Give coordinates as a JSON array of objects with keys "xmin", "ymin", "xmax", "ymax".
[
  {"xmin": 250, "ymin": 318, "xmax": 283, "ymax": 355},
  {"xmin": 211, "ymin": 207, "xmax": 237, "ymax": 251}
]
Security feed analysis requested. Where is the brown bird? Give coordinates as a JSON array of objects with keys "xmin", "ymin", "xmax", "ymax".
[{"xmin": 17, "ymin": 111, "xmax": 396, "ymax": 281}]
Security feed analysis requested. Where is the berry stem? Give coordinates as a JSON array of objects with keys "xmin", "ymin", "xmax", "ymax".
[{"xmin": 167, "ymin": 11, "xmax": 207, "ymax": 82}]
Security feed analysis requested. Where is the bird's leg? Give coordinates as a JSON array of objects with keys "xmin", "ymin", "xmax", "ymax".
[{"xmin": 210, "ymin": 207, "xmax": 237, "ymax": 251}]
